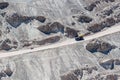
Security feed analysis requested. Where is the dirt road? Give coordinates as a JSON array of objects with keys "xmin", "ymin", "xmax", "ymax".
[{"xmin": 0, "ymin": 24, "xmax": 120, "ymax": 58}]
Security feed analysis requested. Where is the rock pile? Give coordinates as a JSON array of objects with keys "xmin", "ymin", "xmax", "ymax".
[
  {"xmin": 61, "ymin": 73, "xmax": 78, "ymax": 80},
  {"xmin": 103, "ymin": 0, "xmax": 115, "ymax": 3},
  {"xmin": 4, "ymin": 66, "xmax": 13, "ymax": 77},
  {"xmin": 0, "ymin": 39, "xmax": 18, "ymax": 51},
  {"xmin": 0, "ymin": 65, "xmax": 13, "ymax": 79},
  {"xmin": 87, "ymin": 23, "xmax": 104, "ymax": 33},
  {"xmin": 89, "ymin": 74, "xmax": 118, "ymax": 80},
  {"xmin": 106, "ymin": 74, "xmax": 118, "ymax": 80},
  {"xmin": 38, "ymin": 22, "xmax": 78, "ymax": 38},
  {"xmin": 6, "ymin": 13, "xmax": 46, "ymax": 28},
  {"xmin": 61, "ymin": 69, "xmax": 83, "ymax": 80},
  {"xmin": 0, "ymin": 2, "xmax": 9, "ymax": 9},
  {"xmin": 99, "ymin": 59, "xmax": 120, "ymax": 70},
  {"xmin": 0, "ymin": 39, "xmax": 12, "ymax": 51},
  {"xmin": 78, "ymin": 16, "xmax": 93, "ymax": 23},
  {"xmin": 102, "ymin": 9, "xmax": 113, "ymax": 16},
  {"xmin": 37, "ymin": 22, "xmax": 64, "ymax": 34},
  {"xmin": 86, "ymin": 39, "xmax": 115, "ymax": 54},
  {"xmin": 33, "ymin": 36, "xmax": 60, "ymax": 45},
  {"xmin": 114, "ymin": 59, "xmax": 120, "ymax": 65},
  {"xmin": 64, "ymin": 27, "xmax": 78, "ymax": 38},
  {"xmin": 85, "ymin": 2, "xmax": 97, "ymax": 11},
  {"xmin": 6, "ymin": 13, "xmax": 33, "ymax": 28},
  {"xmin": 35, "ymin": 16, "xmax": 46, "ymax": 23},
  {"xmin": 99, "ymin": 59, "xmax": 114, "ymax": 70},
  {"xmin": 87, "ymin": 17, "xmax": 116, "ymax": 33},
  {"xmin": 61, "ymin": 66, "xmax": 98, "ymax": 80},
  {"xmin": 73, "ymin": 69, "xmax": 83, "ymax": 79},
  {"xmin": 85, "ymin": 0, "xmax": 115, "ymax": 11}
]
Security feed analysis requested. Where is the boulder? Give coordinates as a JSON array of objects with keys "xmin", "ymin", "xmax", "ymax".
[{"xmin": 0, "ymin": 2, "xmax": 9, "ymax": 9}]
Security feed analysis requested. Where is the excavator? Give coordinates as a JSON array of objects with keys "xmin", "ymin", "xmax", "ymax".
[{"xmin": 75, "ymin": 32, "xmax": 90, "ymax": 41}]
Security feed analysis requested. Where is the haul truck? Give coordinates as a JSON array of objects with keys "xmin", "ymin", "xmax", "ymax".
[{"xmin": 75, "ymin": 32, "xmax": 90, "ymax": 41}]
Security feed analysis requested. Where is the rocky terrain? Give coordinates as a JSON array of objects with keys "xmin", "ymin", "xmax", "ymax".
[
  {"xmin": 0, "ymin": 0, "xmax": 119, "ymax": 51},
  {"xmin": 0, "ymin": 32, "xmax": 120, "ymax": 80},
  {"xmin": 0, "ymin": 0, "xmax": 120, "ymax": 80}
]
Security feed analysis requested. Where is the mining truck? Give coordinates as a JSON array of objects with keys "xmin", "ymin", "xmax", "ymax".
[{"xmin": 75, "ymin": 32, "xmax": 90, "ymax": 41}]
